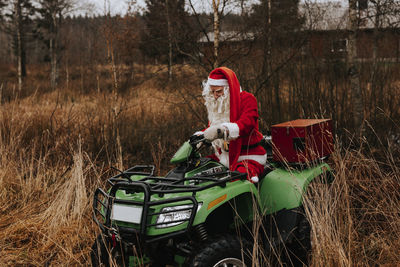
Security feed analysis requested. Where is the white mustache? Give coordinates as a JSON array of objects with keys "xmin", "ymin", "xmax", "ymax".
[{"xmin": 205, "ymin": 94, "xmax": 229, "ymax": 114}]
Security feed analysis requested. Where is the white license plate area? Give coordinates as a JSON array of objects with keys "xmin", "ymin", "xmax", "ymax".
[{"xmin": 111, "ymin": 203, "xmax": 143, "ymax": 224}]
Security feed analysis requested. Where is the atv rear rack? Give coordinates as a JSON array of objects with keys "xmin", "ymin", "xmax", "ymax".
[{"xmin": 93, "ymin": 165, "xmax": 246, "ymax": 243}]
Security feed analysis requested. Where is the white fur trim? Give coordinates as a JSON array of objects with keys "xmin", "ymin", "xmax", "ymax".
[
  {"xmin": 194, "ymin": 131, "xmax": 204, "ymax": 136},
  {"xmin": 250, "ymin": 176, "xmax": 259, "ymax": 183},
  {"xmin": 221, "ymin": 123, "xmax": 239, "ymax": 140},
  {"xmin": 208, "ymin": 78, "xmax": 229, "ymax": 86},
  {"xmin": 238, "ymin": 154, "xmax": 267, "ymax": 165},
  {"xmin": 216, "ymin": 150, "xmax": 229, "ymax": 167}
]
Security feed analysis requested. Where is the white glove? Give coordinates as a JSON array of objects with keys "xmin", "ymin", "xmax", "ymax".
[{"xmin": 203, "ymin": 125, "xmax": 227, "ymax": 141}]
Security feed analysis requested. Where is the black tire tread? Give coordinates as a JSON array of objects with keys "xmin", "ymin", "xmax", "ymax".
[
  {"xmin": 189, "ymin": 234, "xmax": 251, "ymax": 267},
  {"xmin": 285, "ymin": 208, "xmax": 311, "ymax": 266},
  {"xmin": 91, "ymin": 234, "xmax": 111, "ymax": 267}
]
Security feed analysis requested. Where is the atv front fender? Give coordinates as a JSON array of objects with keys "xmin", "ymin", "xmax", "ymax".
[{"xmin": 193, "ymin": 179, "xmax": 259, "ymax": 225}]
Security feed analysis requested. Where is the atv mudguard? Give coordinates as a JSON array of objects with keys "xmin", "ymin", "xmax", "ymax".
[
  {"xmin": 192, "ymin": 162, "xmax": 332, "ymax": 229},
  {"xmin": 192, "ymin": 179, "xmax": 258, "ymax": 226},
  {"xmin": 259, "ymin": 162, "xmax": 332, "ymax": 214},
  {"xmin": 192, "ymin": 162, "xmax": 332, "ymax": 248}
]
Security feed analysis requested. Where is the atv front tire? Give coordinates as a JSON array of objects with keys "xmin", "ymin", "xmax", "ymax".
[
  {"xmin": 188, "ymin": 234, "xmax": 252, "ymax": 267},
  {"xmin": 91, "ymin": 234, "xmax": 124, "ymax": 267},
  {"xmin": 91, "ymin": 234, "xmax": 111, "ymax": 267}
]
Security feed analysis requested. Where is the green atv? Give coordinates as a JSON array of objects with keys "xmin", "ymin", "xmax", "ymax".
[{"xmin": 91, "ymin": 133, "xmax": 333, "ymax": 267}]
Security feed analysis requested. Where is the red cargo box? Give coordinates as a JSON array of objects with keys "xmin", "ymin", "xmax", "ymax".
[{"xmin": 271, "ymin": 119, "xmax": 334, "ymax": 163}]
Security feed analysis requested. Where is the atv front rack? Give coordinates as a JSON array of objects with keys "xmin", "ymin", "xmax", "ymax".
[
  {"xmin": 93, "ymin": 165, "xmax": 246, "ymax": 243},
  {"xmin": 107, "ymin": 165, "xmax": 155, "ymax": 186}
]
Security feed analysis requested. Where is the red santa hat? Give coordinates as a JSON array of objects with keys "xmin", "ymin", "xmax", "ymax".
[
  {"xmin": 208, "ymin": 67, "xmax": 241, "ymax": 122},
  {"xmin": 208, "ymin": 71, "xmax": 229, "ymax": 86},
  {"xmin": 207, "ymin": 67, "xmax": 242, "ymax": 170}
]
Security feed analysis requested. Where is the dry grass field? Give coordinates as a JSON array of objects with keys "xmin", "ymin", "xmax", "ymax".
[
  {"xmin": 0, "ymin": 65, "xmax": 400, "ymax": 266},
  {"xmin": 0, "ymin": 70, "xmax": 205, "ymax": 265}
]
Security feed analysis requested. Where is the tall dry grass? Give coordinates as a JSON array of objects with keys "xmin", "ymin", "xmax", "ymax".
[
  {"xmin": 0, "ymin": 65, "xmax": 400, "ymax": 266},
  {"xmin": 0, "ymin": 72, "xmax": 204, "ymax": 265},
  {"xmin": 304, "ymin": 140, "xmax": 400, "ymax": 266}
]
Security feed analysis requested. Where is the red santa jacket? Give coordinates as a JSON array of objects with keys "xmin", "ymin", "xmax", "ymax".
[{"xmin": 206, "ymin": 67, "xmax": 266, "ymax": 171}]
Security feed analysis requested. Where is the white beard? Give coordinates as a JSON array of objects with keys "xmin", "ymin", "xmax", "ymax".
[
  {"xmin": 203, "ymin": 88, "xmax": 230, "ymax": 126},
  {"xmin": 202, "ymin": 82, "xmax": 231, "ymax": 166},
  {"xmin": 204, "ymin": 91, "xmax": 230, "ymax": 167}
]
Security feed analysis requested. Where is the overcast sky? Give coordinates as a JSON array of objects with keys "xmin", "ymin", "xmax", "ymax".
[
  {"xmin": 84, "ymin": 0, "xmax": 256, "ymax": 15},
  {"xmin": 84, "ymin": 0, "xmax": 335, "ymax": 16},
  {"xmin": 83, "ymin": 0, "xmax": 134, "ymax": 15}
]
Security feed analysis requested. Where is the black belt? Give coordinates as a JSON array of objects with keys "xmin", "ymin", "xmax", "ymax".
[{"xmin": 241, "ymin": 142, "xmax": 262, "ymax": 151}]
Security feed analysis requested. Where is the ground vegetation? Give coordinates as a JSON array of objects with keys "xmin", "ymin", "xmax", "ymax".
[{"xmin": 0, "ymin": 0, "xmax": 400, "ymax": 265}]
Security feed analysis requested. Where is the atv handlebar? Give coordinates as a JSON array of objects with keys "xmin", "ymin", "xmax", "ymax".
[
  {"xmin": 189, "ymin": 134, "xmax": 211, "ymax": 147},
  {"xmin": 189, "ymin": 134, "xmax": 205, "ymax": 145}
]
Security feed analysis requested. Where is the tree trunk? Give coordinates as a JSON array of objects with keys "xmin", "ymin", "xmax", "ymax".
[
  {"xmin": 212, "ymin": 0, "xmax": 220, "ymax": 68},
  {"xmin": 50, "ymin": 37, "xmax": 58, "ymax": 90},
  {"xmin": 371, "ymin": 4, "xmax": 380, "ymax": 122},
  {"xmin": 165, "ymin": 0, "xmax": 173, "ymax": 81},
  {"xmin": 50, "ymin": 11, "xmax": 59, "ymax": 90},
  {"xmin": 66, "ymin": 58, "xmax": 69, "ymax": 90},
  {"xmin": 105, "ymin": 38, "xmax": 118, "ymax": 93},
  {"xmin": 347, "ymin": 0, "xmax": 364, "ymax": 132},
  {"xmin": 15, "ymin": 0, "xmax": 23, "ymax": 91},
  {"xmin": 274, "ymin": 73, "xmax": 281, "ymax": 122},
  {"xmin": 267, "ymin": 0, "xmax": 272, "ymax": 77}
]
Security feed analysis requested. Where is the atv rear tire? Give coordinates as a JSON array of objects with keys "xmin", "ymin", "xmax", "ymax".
[
  {"xmin": 188, "ymin": 234, "xmax": 252, "ymax": 267},
  {"xmin": 284, "ymin": 208, "xmax": 311, "ymax": 266}
]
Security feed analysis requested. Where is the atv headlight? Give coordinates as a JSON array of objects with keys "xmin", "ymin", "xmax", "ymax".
[{"xmin": 156, "ymin": 203, "xmax": 202, "ymax": 229}]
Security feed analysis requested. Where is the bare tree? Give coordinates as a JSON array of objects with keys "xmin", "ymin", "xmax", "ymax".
[
  {"xmin": 347, "ymin": 0, "xmax": 364, "ymax": 132},
  {"xmin": 360, "ymin": 0, "xmax": 400, "ymax": 123},
  {"xmin": 14, "ymin": 0, "xmax": 26, "ymax": 91},
  {"xmin": 116, "ymin": 3, "xmax": 142, "ymax": 87},
  {"xmin": 37, "ymin": 0, "xmax": 76, "ymax": 90},
  {"xmin": 184, "ymin": 0, "xmax": 245, "ymax": 70},
  {"xmin": 165, "ymin": 0, "xmax": 173, "ymax": 80},
  {"xmin": 0, "ymin": 0, "xmax": 35, "ymax": 91},
  {"xmin": 212, "ymin": 0, "xmax": 221, "ymax": 68},
  {"xmin": 365, "ymin": 0, "xmax": 400, "ymax": 62},
  {"xmin": 102, "ymin": 1, "xmax": 119, "ymax": 92},
  {"xmin": 1, "ymin": 0, "xmax": 35, "ymax": 91},
  {"xmin": 15, "ymin": 0, "xmax": 23, "ymax": 91}
]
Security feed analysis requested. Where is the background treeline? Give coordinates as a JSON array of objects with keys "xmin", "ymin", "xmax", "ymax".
[
  {"xmin": 0, "ymin": 0, "xmax": 400, "ymax": 166},
  {"xmin": 0, "ymin": 0, "xmax": 398, "ymax": 133},
  {"xmin": 1, "ymin": 0, "xmax": 400, "ymax": 266},
  {"xmin": 0, "ymin": 0, "xmax": 399, "ymax": 169}
]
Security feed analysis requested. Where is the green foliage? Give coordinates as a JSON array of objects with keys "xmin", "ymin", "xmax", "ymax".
[
  {"xmin": 140, "ymin": 0, "xmax": 197, "ymax": 63},
  {"xmin": 249, "ymin": 0, "xmax": 305, "ymax": 47}
]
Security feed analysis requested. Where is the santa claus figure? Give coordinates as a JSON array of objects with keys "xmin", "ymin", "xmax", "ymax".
[{"xmin": 198, "ymin": 67, "xmax": 267, "ymax": 183}]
